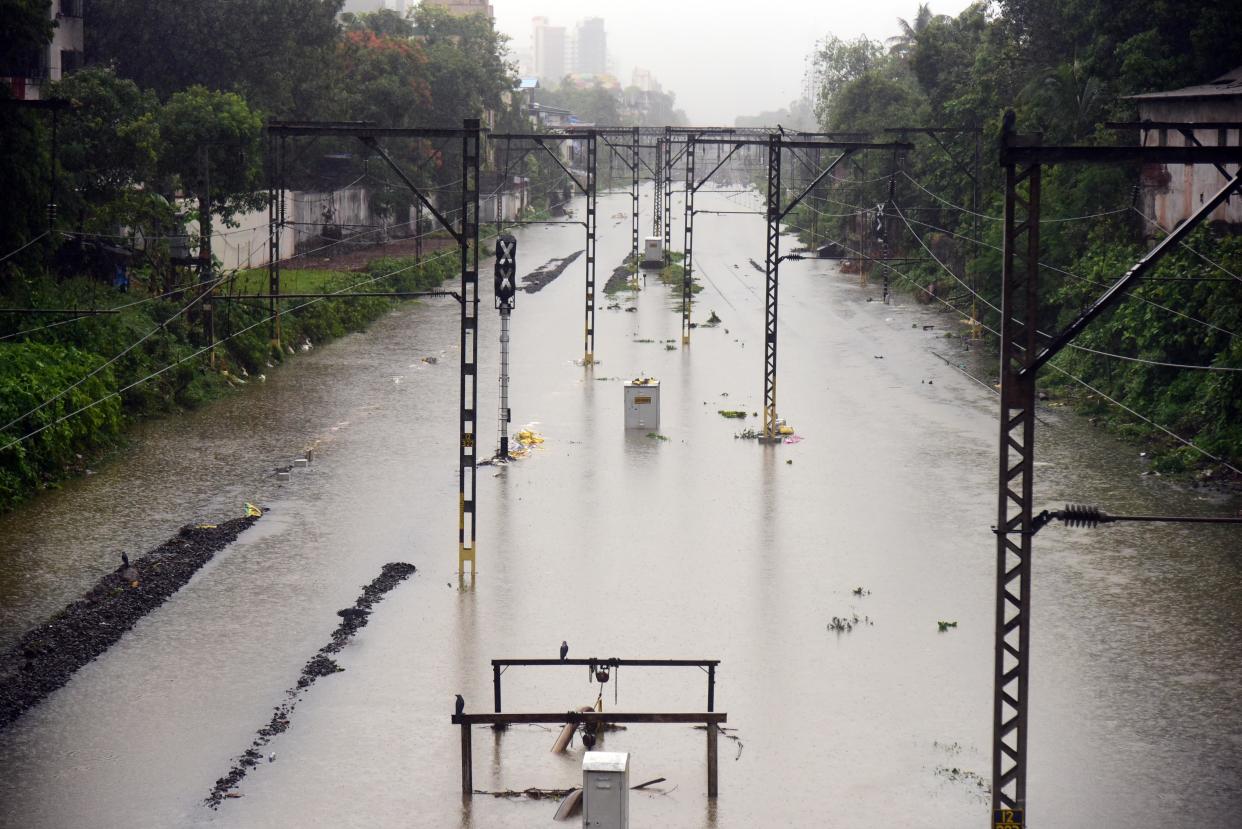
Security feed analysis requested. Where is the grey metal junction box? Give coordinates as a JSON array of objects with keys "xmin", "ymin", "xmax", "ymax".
[
  {"xmin": 582, "ymin": 751, "xmax": 630, "ymax": 829},
  {"xmin": 623, "ymin": 378, "xmax": 660, "ymax": 430}
]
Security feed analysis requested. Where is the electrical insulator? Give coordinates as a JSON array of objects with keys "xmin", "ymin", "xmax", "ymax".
[{"xmin": 1057, "ymin": 503, "xmax": 1108, "ymax": 528}]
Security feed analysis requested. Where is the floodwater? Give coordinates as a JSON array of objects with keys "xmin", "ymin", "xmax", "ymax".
[{"xmin": 0, "ymin": 186, "xmax": 1238, "ymax": 828}]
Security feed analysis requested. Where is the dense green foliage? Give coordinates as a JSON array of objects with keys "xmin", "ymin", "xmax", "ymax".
[
  {"xmin": 0, "ymin": 255, "xmax": 456, "ymax": 510},
  {"xmin": 797, "ymin": 1, "xmax": 1242, "ymax": 471},
  {"xmin": 0, "ymin": 2, "xmax": 526, "ymax": 512},
  {"xmin": 85, "ymin": 0, "xmax": 344, "ymax": 117}
]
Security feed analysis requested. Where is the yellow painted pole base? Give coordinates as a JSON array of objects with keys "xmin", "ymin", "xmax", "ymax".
[
  {"xmin": 458, "ymin": 544, "xmax": 476, "ymax": 575},
  {"xmin": 583, "ymin": 352, "xmax": 594, "ymax": 366}
]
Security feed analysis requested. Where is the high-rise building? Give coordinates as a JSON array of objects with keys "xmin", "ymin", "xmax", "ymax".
[
  {"xmin": 532, "ymin": 17, "xmax": 567, "ymax": 88},
  {"xmin": 573, "ymin": 17, "xmax": 606, "ymax": 76}
]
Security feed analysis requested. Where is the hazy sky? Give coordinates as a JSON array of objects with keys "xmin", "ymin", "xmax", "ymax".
[{"xmin": 492, "ymin": 1, "xmax": 979, "ymax": 124}]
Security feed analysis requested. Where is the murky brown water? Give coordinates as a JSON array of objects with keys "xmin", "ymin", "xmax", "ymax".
[{"xmin": 0, "ymin": 186, "xmax": 1238, "ymax": 828}]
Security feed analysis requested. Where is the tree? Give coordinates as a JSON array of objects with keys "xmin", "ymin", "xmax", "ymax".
[
  {"xmin": 86, "ymin": 0, "xmax": 344, "ymax": 117},
  {"xmin": 0, "ymin": 0, "xmax": 52, "ymax": 76},
  {"xmin": 332, "ymin": 28, "xmax": 431, "ymax": 127},
  {"xmin": 48, "ymin": 68, "xmax": 164, "ymax": 235},
  {"xmin": 412, "ymin": 4, "xmax": 515, "ymax": 127},
  {"xmin": 887, "ymin": 3, "xmax": 944, "ymax": 60},
  {"xmin": 156, "ymin": 87, "xmax": 264, "ymax": 277},
  {"xmin": 341, "ymin": 8, "xmax": 415, "ymax": 38},
  {"xmin": 811, "ymin": 36, "xmax": 884, "ymax": 127},
  {"xmin": 0, "ymin": 0, "xmax": 54, "ymax": 265}
]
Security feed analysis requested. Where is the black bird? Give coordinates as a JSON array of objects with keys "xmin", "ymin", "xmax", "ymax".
[
  {"xmin": 455, "ymin": 694, "xmax": 465, "ymax": 716},
  {"xmin": 560, "ymin": 640, "xmax": 569, "ymax": 661},
  {"xmin": 119, "ymin": 552, "xmax": 139, "ymax": 588}
]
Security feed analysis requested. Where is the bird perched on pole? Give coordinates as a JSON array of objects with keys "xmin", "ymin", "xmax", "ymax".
[
  {"xmin": 560, "ymin": 641, "xmax": 569, "ymax": 661},
  {"xmin": 455, "ymin": 694, "xmax": 465, "ymax": 716},
  {"xmin": 119, "ymin": 552, "xmax": 139, "ymax": 588}
]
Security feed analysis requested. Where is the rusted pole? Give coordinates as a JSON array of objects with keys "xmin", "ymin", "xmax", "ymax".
[
  {"xmin": 706, "ymin": 722, "xmax": 719, "ymax": 798},
  {"xmin": 461, "ymin": 722, "xmax": 472, "ymax": 796}
]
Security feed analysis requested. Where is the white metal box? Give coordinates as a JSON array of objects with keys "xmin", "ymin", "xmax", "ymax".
[
  {"xmin": 642, "ymin": 236, "xmax": 664, "ymax": 266},
  {"xmin": 623, "ymin": 378, "xmax": 660, "ymax": 430},
  {"xmin": 582, "ymin": 751, "xmax": 629, "ymax": 829}
]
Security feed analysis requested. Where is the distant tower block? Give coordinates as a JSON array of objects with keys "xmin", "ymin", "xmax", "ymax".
[{"xmin": 624, "ymin": 378, "xmax": 660, "ymax": 430}]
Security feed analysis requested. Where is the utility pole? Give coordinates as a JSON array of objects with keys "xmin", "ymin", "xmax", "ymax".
[
  {"xmin": 494, "ymin": 234, "xmax": 516, "ymax": 459},
  {"xmin": 990, "ymin": 113, "xmax": 1242, "ymax": 826},
  {"xmin": 199, "ymin": 144, "xmax": 215, "ymax": 368},
  {"xmin": 266, "ymin": 133, "xmax": 285, "ymax": 351},
  {"xmin": 681, "ymin": 133, "xmax": 696, "ymax": 344},
  {"xmin": 631, "ymin": 125, "xmax": 640, "ymax": 286}
]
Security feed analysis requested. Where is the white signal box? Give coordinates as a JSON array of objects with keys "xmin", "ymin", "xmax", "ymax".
[
  {"xmin": 582, "ymin": 751, "xmax": 629, "ymax": 829},
  {"xmin": 623, "ymin": 378, "xmax": 660, "ymax": 430}
]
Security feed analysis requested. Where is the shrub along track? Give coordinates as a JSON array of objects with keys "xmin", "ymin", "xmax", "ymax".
[{"xmin": 0, "ymin": 515, "xmax": 261, "ymax": 731}]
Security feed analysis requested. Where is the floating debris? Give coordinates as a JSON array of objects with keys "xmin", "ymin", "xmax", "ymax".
[
  {"xmin": 937, "ymin": 620, "xmax": 958, "ymax": 632},
  {"xmin": 935, "ymin": 765, "xmax": 991, "ymax": 799},
  {"xmin": 646, "ymin": 432, "xmax": 669, "ymax": 441},
  {"xmin": 718, "ymin": 410, "xmax": 748, "ymax": 419},
  {"xmin": 827, "ymin": 613, "xmax": 873, "ymax": 633}
]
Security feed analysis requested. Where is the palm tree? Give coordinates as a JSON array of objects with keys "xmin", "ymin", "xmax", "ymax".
[{"xmin": 887, "ymin": 3, "xmax": 940, "ymax": 60}]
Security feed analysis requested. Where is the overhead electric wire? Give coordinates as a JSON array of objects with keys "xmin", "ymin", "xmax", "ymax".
[
  {"xmin": 0, "ymin": 237, "xmax": 490, "ymax": 455},
  {"xmin": 1044, "ymin": 362, "xmax": 1242, "ymax": 476},
  {"xmin": 0, "ymin": 270, "xmax": 234, "ymax": 435},
  {"xmin": 889, "ymin": 209, "xmax": 1240, "ymax": 341},
  {"xmin": 891, "ymin": 203, "xmax": 1241, "ymax": 372},
  {"xmin": 0, "ymin": 231, "xmax": 50, "ymax": 264},
  {"xmin": 899, "ymin": 171, "xmax": 1132, "ymax": 223},
  {"xmin": 797, "ymin": 226, "xmax": 1240, "ymax": 473},
  {"xmin": 1130, "ymin": 205, "xmax": 1242, "ymax": 285}
]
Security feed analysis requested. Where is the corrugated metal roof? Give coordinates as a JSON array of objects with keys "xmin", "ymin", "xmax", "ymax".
[{"xmin": 1128, "ymin": 66, "xmax": 1242, "ymax": 100}]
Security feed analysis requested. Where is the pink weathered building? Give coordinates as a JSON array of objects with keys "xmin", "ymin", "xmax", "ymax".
[{"xmin": 1128, "ymin": 66, "xmax": 1242, "ymax": 231}]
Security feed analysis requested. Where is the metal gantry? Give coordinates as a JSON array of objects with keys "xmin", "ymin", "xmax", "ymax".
[
  {"xmin": 763, "ymin": 133, "xmax": 782, "ymax": 438},
  {"xmin": 688, "ymin": 134, "xmax": 910, "ymax": 438},
  {"xmin": 652, "ymin": 135, "xmax": 663, "ymax": 238},
  {"xmin": 585, "ymin": 133, "xmax": 598, "ymax": 363},
  {"xmin": 991, "ymin": 113, "xmax": 1242, "ymax": 825},
  {"xmin": 488, "ymin": 131, "xmax": 598, "ymax": 364},
  {"xmin": 595, "ymin": 128, "xmax": 644, "ymax": 287},
  {"xmin": 682, "ymin": 133, "xmax": 697, "ymax": 344},
  {"xmin": 265, "ymin": 120, "xmax": 482, "ymax": 574}
]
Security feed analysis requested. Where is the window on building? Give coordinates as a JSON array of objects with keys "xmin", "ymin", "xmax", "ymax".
[{"xmin": 60, "ymin": 0, "xmax": 85, "ymax": 18}]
